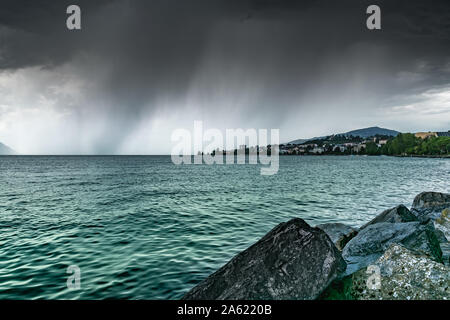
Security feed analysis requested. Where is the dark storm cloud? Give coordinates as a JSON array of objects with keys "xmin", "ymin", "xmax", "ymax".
[
  {"xmin": 0, "ymin": 0, "xmax": 449, "ymax": 153},
  {"xmin": 2, "ymin": 0, "xmax": 450, "ymax": 86}
]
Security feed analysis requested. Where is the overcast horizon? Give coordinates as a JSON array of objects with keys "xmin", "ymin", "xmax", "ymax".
[{"xmin": 1, "ymin": 0, "xmax": 450, "ymax": 155}]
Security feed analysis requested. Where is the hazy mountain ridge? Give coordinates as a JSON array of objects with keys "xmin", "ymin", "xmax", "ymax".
[
  {"xmin": 288, "ymin": 126, "xmax": 400, "ymax": 144},
  {"xmin": 339, "ymin": 127, "xmax": 400, "ymax": 138},
  {"xmin": 0, "ymin": 142, "xmax": 16, "ymax": 155}
]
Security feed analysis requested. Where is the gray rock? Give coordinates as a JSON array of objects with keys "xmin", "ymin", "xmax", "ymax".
[
  {"xmin": 316, "ymin": 223, "xmax": 358, "ymax": 250},
  {"xmin": 436, "ymin": 210, "xmax": 450, "ymax": 266},
  {"xmin": 412, "ymin": 191, "xmax": 450, "ymax": 211},
  {"xmin": 183, "ymin": 218, "xmax": 346, "ymax": 300},
  {"xmin": 360, "ymin": 205, "xmax": 417, "ymax": 230},
  {"xmin": 411, "ymin": 191, "xmax": 450, "ymax": 221},
  {"xmin": 322, "ymin": 244, "xmax": 450, "ymax": 300},
  {"xmin": 411, "ymin": 192, "xmax": 450, "ymax": 244},
  {"xmin": 342, "ymin": 221, "xmax": 443, "ymax": 275}
]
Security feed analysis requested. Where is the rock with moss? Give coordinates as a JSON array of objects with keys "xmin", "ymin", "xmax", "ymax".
[
  {"xmin": 435, "ymin": 208, "xmax": 450, "ymax": 240},
  {"xmin": 342, "ymin": 220, "xmax": 442, "ymax": 275},
  {"xmin": 322, "ymin": 244, "xmax": 450, "ymax": 300},
  {"xmin": 434, "ymin": 209, "xmax": 450, "ymax": 266},
  {"xmin": 316, "ymin": 223, "xmax": 358, "ymax": 250},
  {"xmin": 183, "ymin": 218, "xmax": 346, "ymax": 300},
  {"xmin": 360, "ymin": 205, "xmax": 418, "ymax": 230}
]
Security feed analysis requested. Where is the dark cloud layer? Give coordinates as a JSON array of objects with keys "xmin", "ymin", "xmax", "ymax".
[{"xmin": 0, "ymin": 0, "xmax": 449, "ymax": 153}]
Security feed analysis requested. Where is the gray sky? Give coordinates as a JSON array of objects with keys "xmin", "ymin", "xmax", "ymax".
[{"xmin": 0, "ymin": 0, "xmax": 449, "ymax": 154}]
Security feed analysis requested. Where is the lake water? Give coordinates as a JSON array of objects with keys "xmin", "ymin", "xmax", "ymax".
[{"xmin": 0, "ymin": 155, "xmax": 448, "ymax": 299}]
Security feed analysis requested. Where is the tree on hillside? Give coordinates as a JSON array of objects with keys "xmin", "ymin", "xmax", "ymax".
[
  {"xmin": 382, "ymin": 133, "xmax": 419, "ymax": 155},
  {"xmin": 419, "ymin": 136, "xmax": 450, "ymax": 155},
  {"xmin": 365, "ymin": 142, "xmax": 380, "ymax": 155}
]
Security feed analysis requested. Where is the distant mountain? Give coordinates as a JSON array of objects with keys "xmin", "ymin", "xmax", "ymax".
[
  {"xmin": 0, "ymin": 142, "xmax": 16, "ymax": 155},
  {"xmin": 287, "ymin": 138, "xmax": 308, "ymax": 145},
  {"xmin": 287, "ymin": 126, "xmax": 399, "ymax": 144},
  {"xmin": 338, "ymin": 126, "xmax": 399, "ymax": 138}
]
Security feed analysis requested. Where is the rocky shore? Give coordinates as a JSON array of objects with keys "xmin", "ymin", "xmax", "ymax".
[{"xmin": 183, "ymin": 191, "xmax": 450, "ymax": 300}]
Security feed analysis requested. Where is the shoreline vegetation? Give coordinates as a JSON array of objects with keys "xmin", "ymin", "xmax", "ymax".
[{"xmin": 183, "ymin": 191, "xmax": 450, "ymax": 300}]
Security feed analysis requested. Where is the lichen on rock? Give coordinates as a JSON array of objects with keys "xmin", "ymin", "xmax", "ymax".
[
  {"xmin": 357, "ymin": 244, "xmax": 448, "ymax": 300},
  {"xmin": 321, "ymin": 244, "xmax": 450, "ymax": 300}
]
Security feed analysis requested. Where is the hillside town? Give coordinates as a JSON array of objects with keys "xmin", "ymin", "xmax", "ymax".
[
  {"xmin": 279, "ymin": 130, "xmax": 450, "ymax": 156},
  {"xmin": 278, "ymin": 130, "xmax": 450, "ymax": 156},
  {"xmin": 279, "ymin": 135, "xmax": 388, "ymax": 155}
]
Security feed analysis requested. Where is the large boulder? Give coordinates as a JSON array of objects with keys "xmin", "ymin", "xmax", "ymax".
[
  {"xmin": 412, "ymin": 191, "xmax": 450, "ymax": 212},
  {"xmin": 411, "ymin": 191, "xmax": 450, "ymax": 221},
  {"xmin": 342, "ymin": 221, "xmax": 442, "ymax": 275},
  {"xmin": 183, "ymin": 218, "xmax": 346, "ymax": 300},
  {"xmin": 316, "ymin": 223, "xmax": 358, "ymax": 250},
  {"xmin": 322, "ymin": 244, "xmax": 450, "ymax": 300},
  {"xmin": 411, "ymin": 192, "xmax": 450, "ymax": 260},
  {"xmin": 360, "ymin": 205, "xmax": 417, "ymax": 230}
]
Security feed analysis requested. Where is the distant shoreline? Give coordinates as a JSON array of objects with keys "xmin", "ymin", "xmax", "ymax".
[
  {"xmin": 1, "ymin": 154, "xmax": 449, "ymax": 159},
  {"xmin": 394, "ymin": 154, "xmax": 450, "ymax": 159},
  {"xmin": 279, "ymin": 154, "xmax": 450, "ymax": 159}
]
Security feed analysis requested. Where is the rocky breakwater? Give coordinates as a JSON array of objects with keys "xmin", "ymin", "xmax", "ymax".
[
  {"xmin": 183, "ymin": 192, "xmax": 450, "ymax": 300},
  {"xmin": 322, "ymin": 191, "xmax": 449, "ymax": 300}
]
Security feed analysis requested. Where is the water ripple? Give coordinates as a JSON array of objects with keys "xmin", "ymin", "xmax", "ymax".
[{"xmin": 0, "ymin": 155, "xmax": 448, "ymax": 299}]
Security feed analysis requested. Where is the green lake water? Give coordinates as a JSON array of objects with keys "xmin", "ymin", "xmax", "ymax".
[{"xmin": 0, "ymin": 155, "xmax": 448, "ymax": 299}]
